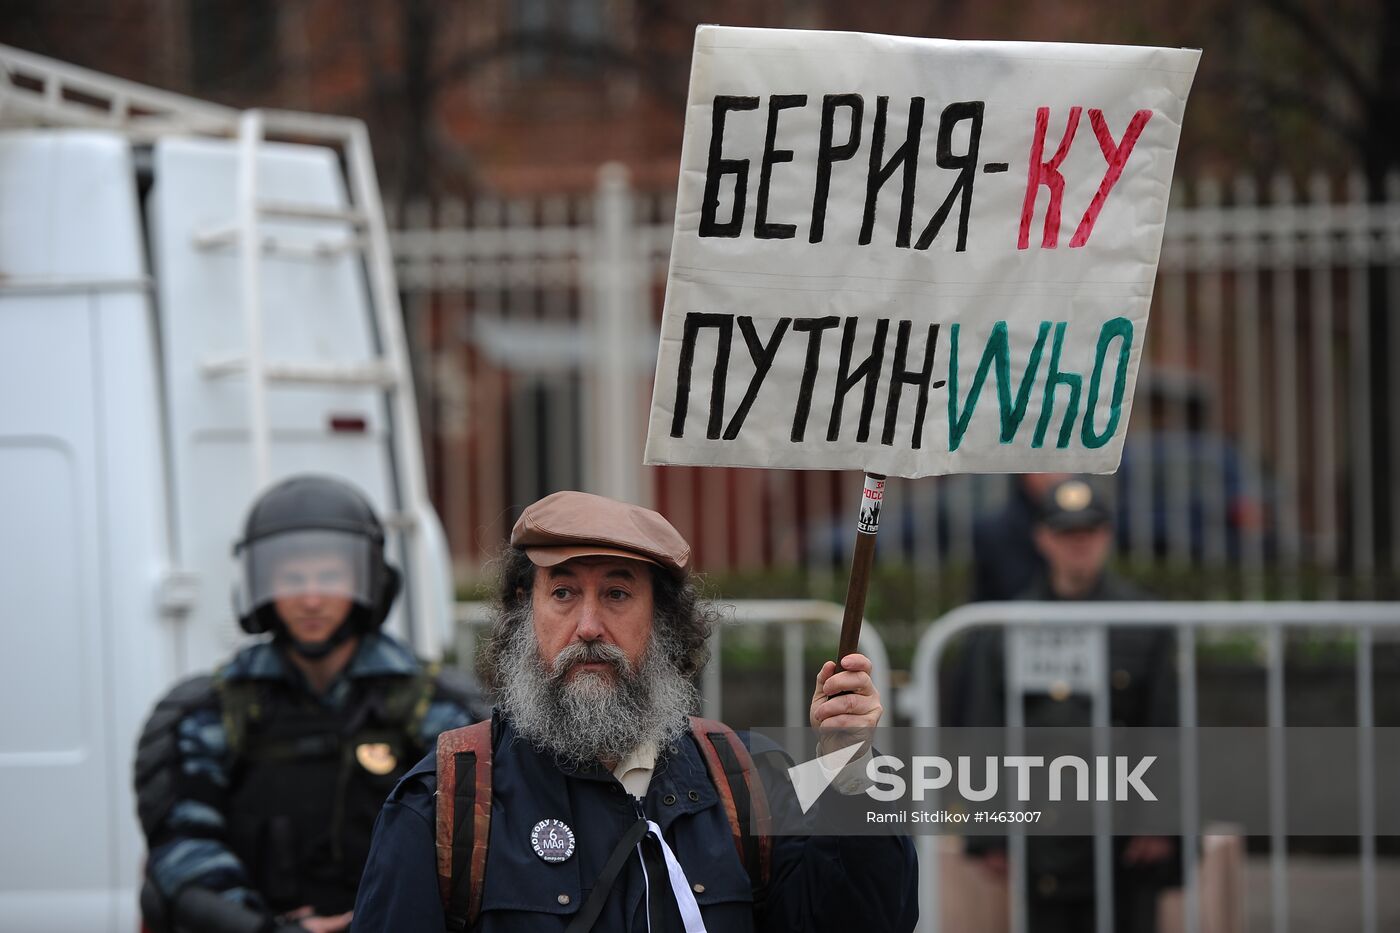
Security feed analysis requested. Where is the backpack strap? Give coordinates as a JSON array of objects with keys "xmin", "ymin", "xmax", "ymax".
[
  {"xmin": 688, "ymin": 716, "xmax": 772, "ymax": 891},
  {"xmin": 436, "ymin": 720, "xmax": 494, "ymax": 932}
]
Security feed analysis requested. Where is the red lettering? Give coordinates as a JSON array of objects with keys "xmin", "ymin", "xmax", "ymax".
[
  {"xmin": 1018, "ymin": 106, "xmax": 1082, "ymax": 250},
  {"xmin": 1068, "ymin": 109, "xmax": 1153, "ymax": 248}
]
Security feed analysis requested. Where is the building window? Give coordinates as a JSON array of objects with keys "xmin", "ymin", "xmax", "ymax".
[{"xmin": 510, "ymin": 0, "xmax": 608, "ymax": 78}]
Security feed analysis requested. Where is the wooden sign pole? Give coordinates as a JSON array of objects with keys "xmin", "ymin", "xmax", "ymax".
[{"xmin": 837, "ymin": 472, "xmax": 886, "ymax": 664}]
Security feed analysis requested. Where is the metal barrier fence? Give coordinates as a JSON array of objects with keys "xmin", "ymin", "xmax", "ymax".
[
  {"xmin": 905, "ymin": 601, "xmax": 1400, "ymax": 933},
  {"xmin": 454, "ymin": 597, "xmax": 891, "ymax": 727},
  {"xmin": 394, "ymin": 168, "xmax": 1400, "ymax": 604}
]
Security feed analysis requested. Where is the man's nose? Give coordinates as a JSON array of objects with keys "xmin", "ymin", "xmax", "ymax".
[{"xmin": 574, "ymin": 595, "xmax": 606, "ymax": 641}]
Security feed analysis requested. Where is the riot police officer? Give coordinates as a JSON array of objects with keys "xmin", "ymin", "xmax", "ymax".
[{"xmin": 134, "ymin": 474, "xmax": 484, "ymax": 933}]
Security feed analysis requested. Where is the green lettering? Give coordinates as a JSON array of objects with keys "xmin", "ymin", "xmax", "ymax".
[
  {"xmin": 947, "ymin": 320, "xmax": 1052, "ymax": 451},
  {"xmin": 1080, "ymin": 317, "xmax": 1134, "ymax": 448},
  {"xmin": 1032, "ymin": 322, "xmax": 1082, "ymax": 449}
]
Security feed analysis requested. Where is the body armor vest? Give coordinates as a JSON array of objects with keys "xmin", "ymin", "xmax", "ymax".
[{"xmin": 218, "ymin": 673, "xmax": 431, "ymax": 915}]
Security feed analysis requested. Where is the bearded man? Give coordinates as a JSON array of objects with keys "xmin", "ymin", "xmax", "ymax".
[{"xmin": 353, "ymin": 490, "xmax": 919, "ymax": 932}]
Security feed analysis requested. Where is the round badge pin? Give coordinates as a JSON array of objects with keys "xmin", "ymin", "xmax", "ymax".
[{"xmin": 531, "ymin": 819, "xmax": 576, "ymax": 864}]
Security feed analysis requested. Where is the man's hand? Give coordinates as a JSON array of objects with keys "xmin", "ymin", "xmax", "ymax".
[
  {"xmin": 810, "ymin": 653, "xmax": 884, "ymax": 756},
  {"xmin": 280, "ymin": 906, "xmax": 353, "ymax": 932}
]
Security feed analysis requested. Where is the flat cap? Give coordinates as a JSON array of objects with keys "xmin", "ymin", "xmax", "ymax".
[
  {"xmin": 511, "ymin": 490, "xmax": 692, "ymax": 579},
  {"xmin": 1036, "ymin": 478, "xmax": 1113, "ymax": 532}
]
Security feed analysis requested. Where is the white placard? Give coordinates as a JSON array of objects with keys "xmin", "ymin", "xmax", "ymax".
[
  {"xmin": 1008, "ymin": 627, "xmax": 1107, "ymax": 697},
  {"xmin": 644, "ymin": 26, "xmax": 1199, "ymax": 477}
]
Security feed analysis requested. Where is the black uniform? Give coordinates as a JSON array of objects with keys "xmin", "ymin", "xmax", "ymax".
[
  {"xmin": 135, "ymin": 633, "xmax": 481, "ymax": 931},
  {"xmin": 956, "ymin": 574, "xmax": 1180, "ymax": 933}
]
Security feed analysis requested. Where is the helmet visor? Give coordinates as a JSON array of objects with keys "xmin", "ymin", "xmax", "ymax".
[{"xmin": 237, "ymin": 529, "xmax": 375, "ymax": 613}]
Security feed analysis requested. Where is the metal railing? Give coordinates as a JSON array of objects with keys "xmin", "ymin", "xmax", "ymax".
[
  {"xmin": 454, "ymin": 598, "xmax": 890, "ymax": 727},
  {"xmin": 905, "ymin": 601, "xmax": 1400, "ymax": 933}
]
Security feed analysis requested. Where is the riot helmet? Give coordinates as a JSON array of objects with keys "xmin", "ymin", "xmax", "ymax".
[{"xmin": 233, "ymin": 475, "xmax": 401, "ymax": 656}]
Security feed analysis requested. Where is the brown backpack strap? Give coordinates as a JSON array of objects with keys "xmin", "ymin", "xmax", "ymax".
[
  {"xmin": 436, "ymin": 720, "xmax": 493, "ymax": 932},
  {"xmin": 688, "ymin": 716, "xmax": 772, "ymax": 890}
]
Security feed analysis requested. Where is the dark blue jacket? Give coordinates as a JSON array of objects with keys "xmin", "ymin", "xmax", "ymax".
[{"xmin": 353, "ymin": 716, "xmax": 919, "ymax": 932}]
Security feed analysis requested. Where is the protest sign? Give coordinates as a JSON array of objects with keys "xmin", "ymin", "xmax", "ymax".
[{"xmin": 645, "ymin": 26, "xmax": 1200, "ymax": 477}]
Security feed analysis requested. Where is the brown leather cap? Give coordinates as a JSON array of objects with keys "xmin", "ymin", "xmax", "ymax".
[{"xmin": 510, "ymin": 490, "xmax": 692, "ymax": 579}]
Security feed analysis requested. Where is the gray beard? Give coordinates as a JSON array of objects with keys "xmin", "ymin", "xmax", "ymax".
[{"xmin": 493, "ymin": 604, "xmax": 698, "ymax": 768}]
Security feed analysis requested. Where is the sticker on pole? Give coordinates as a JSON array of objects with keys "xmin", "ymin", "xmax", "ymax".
[
  {"xmin": 644, "ymin": 27, "xmax": 1199, "ymax": 477},
  {"xmin": 857, "ymin": 475, "xmax": 885, "ymax": 534}
]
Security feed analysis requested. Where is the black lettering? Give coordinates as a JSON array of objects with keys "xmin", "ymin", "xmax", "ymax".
[
  {"xmin": 859, "ymin": 96, "xmax": 925, "ymax": 248},
  {"xmin": 809, "ymin": 94, "xmax": 864, "ymax": 244},
  {"xmin": 915, "ymin": 101, "xmax": 985, "ymax": 252},
  {"xmin": 881, "ymin": 321, "xmax": 940, "ymax": 449},
  {"xmin": 699, "ymin": 96, "xmax": 760, "ymax": 238},
  {"xmin": 827, "ymin": 317, "xmax": 890, "ymax": 442},
  {"xmin": 722, "ymin": 316, "xmax": 793, "ymax": 439},
  {"xmin": 669, "ymin": 312, "xmax": 735, "ymax": 439},
  {"xmin": 789, "ymin": 316, "xmax": 841, "ymax": 442},
  {"xmin": 755, "ymin": 95, "xmax": 807, "ymax": 239}
]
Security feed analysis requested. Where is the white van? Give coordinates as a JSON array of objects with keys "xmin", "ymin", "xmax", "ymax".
[{"xmin": 0, "ymin": 46, "xmax": 455, "ymax": 931}]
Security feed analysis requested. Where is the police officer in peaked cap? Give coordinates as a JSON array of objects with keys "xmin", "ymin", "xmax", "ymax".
[{"xmin": 957, "ymin": 477, "xmax": 1180, "ymax": 932}]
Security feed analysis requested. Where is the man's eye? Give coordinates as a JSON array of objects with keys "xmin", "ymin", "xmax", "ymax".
[
  {"xmin": 552, "ymin": 587, "xmax": 572, "ymax": 599},
  {"xmin": 607, "ymin": 588, "xmax": 629, "ymax": 600}
]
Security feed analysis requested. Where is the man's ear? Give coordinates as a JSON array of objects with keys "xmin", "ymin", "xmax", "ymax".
[{"xmin": 1031, "ymin": 525, "xmax": 1053, "ymax": 558}]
